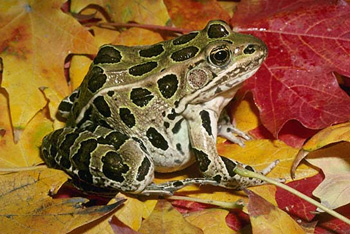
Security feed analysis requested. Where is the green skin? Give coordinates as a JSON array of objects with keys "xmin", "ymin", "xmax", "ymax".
[{"xmin": 41, "ymin": 20, "xmax": 270, "ymax": 196}]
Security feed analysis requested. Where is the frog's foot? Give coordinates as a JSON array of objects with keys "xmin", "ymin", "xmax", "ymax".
[
  {"xmin": 218, "ymin": 122, "xmax": 251, "ymax": 147},
  {"xmin": 140, "ymin": 178, "xmax": 219, "ymax": 196}
]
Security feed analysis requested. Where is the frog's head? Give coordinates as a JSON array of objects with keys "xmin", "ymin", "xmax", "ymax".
[{"xmin": 179, "ymin": 20, "xmax": 267, "ymax": 106}]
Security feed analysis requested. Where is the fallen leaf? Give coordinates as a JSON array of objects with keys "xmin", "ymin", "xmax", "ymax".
[
  {"xmin": 138, "ymin": 200, "xmax": 203, "ymax": 234},
  {"xmin": 185, "ymin": 209, "xmax": 235, "ymax": 234},
  {"xmin": 246, "ymin": 189, "xmax": 305, "ymax": 234},
  {"xmin": 276, "ymin": 173, "xmax": 323, "ymax": 221},
  {"xmin": 113, "ymin": 193, "xmax": 157, "ymax": 231},
  {"xmin": 307, "ymin": 142, "xmax": 350, "ymax": 210},
  {"xmin": 0, "ymin": 168, "xmax": 124, "ymax": 233},
  {"xmin": 303, "ymin": 122, "xmax": 350, "ymax": 152},
  {"xmin": 0, "ymin": 95, "xmax": 52, "ymax": 167},
  {"xmin": 234, "ymin": 0, "xmax": 350, "ymax": 138},
  {"xmin": 0, "ymin": 0, "xmax": 97, "ymax": 133},
  {"xmin": 164, "ymin": 0, "xmax": 230, "ymax": 30}
]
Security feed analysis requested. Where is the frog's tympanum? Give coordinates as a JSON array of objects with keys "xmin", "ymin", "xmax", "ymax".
[{"xmin": 41, "ymin": 20, "xmax": 270, "ymax": 195}]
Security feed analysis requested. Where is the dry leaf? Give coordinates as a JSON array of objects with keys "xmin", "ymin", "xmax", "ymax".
[
  {"xmin": 0, "ymin": 0, "xmax": 97, "ymax": 133},
  {"xmin": 138, "ymin": 200, "xmax": 203, "ymax": 234},
  {"xmin": 0, "ymin": 168, "xmax": 124, "ymax": 233},
  {"xmin": 307, "ymin": 142, "xmax": 350, "ymax": 210},
  {"xmin": 185, "ymin": 209, "xmax": 235, "ymax": 234},
  {"xmin": 246, "ymin": 189, "xmax": 305, "ymax": 234}
]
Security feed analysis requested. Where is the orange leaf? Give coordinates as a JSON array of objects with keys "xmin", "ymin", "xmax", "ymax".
[
  {"xmin": 0, "ymin": 0, "xmax": 97, "ymax": 133},
  {"xmin": 185, "ymin": 209, "xmax": 235, "ymax": 234},
  {"xmin": 138, "ymin": 200, "xmax": 203, "ymax": 234}
]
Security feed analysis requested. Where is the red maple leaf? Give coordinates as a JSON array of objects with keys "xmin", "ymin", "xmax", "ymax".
[{"xmin": 232, "ymin": 0, "xmax": 350, "ymax": 145}]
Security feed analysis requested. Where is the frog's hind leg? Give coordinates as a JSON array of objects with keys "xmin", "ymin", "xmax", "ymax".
[{"xmin": 41, "ymin": 125, "xmax": 155, "ymax": 194}]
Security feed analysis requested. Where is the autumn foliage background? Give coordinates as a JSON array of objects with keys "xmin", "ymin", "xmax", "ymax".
[{"xmin": 0, "ymin": 0, "xmax": 350, "ymax": 233}]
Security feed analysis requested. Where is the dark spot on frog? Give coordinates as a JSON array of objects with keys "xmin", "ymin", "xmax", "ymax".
[
  {"xmin": 139, "ymin": 44, "xmax": 164, "ymax": 58},
  {"xmin": 245, "ymin": 165, "xmax": 255, "ymax": 172},
  {"xmin": 172, "ymin": 119, "xmax": 183, "ymax": 134},
  {"xmin": 164, "ymin": 122, "xmax": 170, "ymax": 129},
  {"xmin": 172, "ymin": 32, "xmax": 198, "ymax": 45},
  {"xmin": 71, "ymin": 139, "xmax": 98, "ymax": 183},
  {"xmin": 119, "ymin": 107, "xmax": 136, "ymax": 128},
  {"xmin": 87, "ymin": 67, "xmax": 107, "ymax": 93},
  {"xmin": 200, "ymin": 110, "xmax": 212, "ymax": 136},
  {"xmin": 94, "ymin": 46, "xmax": 122, "ymax": 64},
  {"xmin": 130, "ymin": 87, "xmax": 154, "ymax": 107},
  {"xmin": 157, "ymin": 74, "xmax": 178, "ymax": 99},
  {"xmin": 136, "ymin": 157, "xmax": 151, "ymax": 181},
  {"xmin": 193, "ymin": 148, "xmax": 211, "ymax": 172},
  {"xmin": 68, "ymin": 91, "xmax": 78, "ymax": 102},
  {"xmin": 102, "ymin": 151, "xmax": 129, "ymax": 182},
  {"xmin": 93, "ymin": 96, "xmax": 111, "ymax": 117},
  {"xmin": 58, "ymin": 100, "xmax": 72, "ymax": 112},
  {"xmin": 173, "ymin": 181, "xmax": 184, "ymax": 187},
  {"xmin": 207, "ymin": 23, "xmax": 229, "ymax": 39},
  {"xmin": 220, "ymin": 156, "xmax": 237, "ymax": 177},
  {"xmin": 60, "ymin": 132, "xmax": 80, "ymax": 153},
  {"xmin": 176, "ymin": 143, "xmax": 184, "ymax": 155},
  {"xmin": 167, "ymin": 109, "xmax": 176, "ymax": 120},
  {"xmin": 146, "ymin": 127, "xmax": 169, "ymax": 151},
  {"xmin": 213, "ymin": 175, "xmax": 222, "ymax": 183},
  {"xmin": 98, "ymin": 119, "xmax": 113, "ymax": 129},
  {"xmin": 171, "ymin": 46, "xmax": 199, "ymax": 62},
  {"xmin": 107, "ymin": 91, "xmax": 115, "ymax": 97},
  {"xmin": 129, "ymin": 61, "xmax": 158, "ymax": 76},
  {"xmin": 162, "ymin": 111, "xmax": 166, "ymax": 117}
]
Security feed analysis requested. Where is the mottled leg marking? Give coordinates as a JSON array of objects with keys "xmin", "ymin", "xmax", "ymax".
[
  {"xmin": 185, "ymin": 106, "xmax": 280, "ymax": 191},
  {"xmin": 41, "ymin": 125, "xmax": 155, "ymax": 194}
]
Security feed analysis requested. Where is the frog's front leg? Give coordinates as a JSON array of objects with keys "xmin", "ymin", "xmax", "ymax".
[
  {"xmin": 217, "ymin": 110, "xmax": 251, "ymax": 147},
  {"xmin": 186, "ymin": 107, "xmax": 275, "ymax": 190}
]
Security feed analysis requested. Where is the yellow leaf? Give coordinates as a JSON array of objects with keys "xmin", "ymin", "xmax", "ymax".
[
  {"xmin": 138, "ymin": 200, "xmax": 203, "ymax": 234},
  {"xmin": 0, "ymin": 168, "xmax": 124, "ymax": 233},
  {"xmin": 246, "ymin": 189, "xmax": 305, "ymax": 234},
  {"xmin": 70, "ymin": 55, "xmax": 93, "ymax": 90},
  {"xmin": 114, "ymin": 193, "xmax": 157, "ymax": 231},
  {"xmin": 303, "ymin": 122, "xmax": 350, "ymax": 151},
  {"xmin": 0, "ymin": 93, "xmax": 52, "ymax": 167},
  {"xmin": 0, "ymin": 0, "xmax": 97, "ymax": 132},
  {"xmin": 185, "ymin": 209, "xmax": 235, "ymax": 234},
  {"xmin": 112, "ymin": 27, "xmax": 164, "ymax": 46},
  {"xmin": 109, "ymin": 0, "xmax": 170, "ymax": 26}
]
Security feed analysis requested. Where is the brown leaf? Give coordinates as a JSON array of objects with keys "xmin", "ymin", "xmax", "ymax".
[
  {"xmin": 138, "ymin": 200, "xmax": 203, "ymax": 234},
  {"xmin": 0, "ymin": 168, "xmax": 124, "ymax": 233}
]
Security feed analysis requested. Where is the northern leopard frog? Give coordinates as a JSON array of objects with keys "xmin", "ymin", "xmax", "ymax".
[{"xmin": 41, "ymin": 20, "xmax": 270, "ymax": 195}]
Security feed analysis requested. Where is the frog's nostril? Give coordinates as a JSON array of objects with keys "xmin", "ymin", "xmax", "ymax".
[{"xmin": 243, "ymin": 44, "xmax": 256, "ymax": 54}]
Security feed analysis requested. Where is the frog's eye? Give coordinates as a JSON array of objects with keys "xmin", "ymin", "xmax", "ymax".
[{"xmin": 209, "ymin": 46, "xmax": 230, "ymax": 66}]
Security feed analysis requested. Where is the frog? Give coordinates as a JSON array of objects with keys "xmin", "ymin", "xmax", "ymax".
[{"xmin": 41, "ymin": 20, "xmax": 273, "ymax": 196}]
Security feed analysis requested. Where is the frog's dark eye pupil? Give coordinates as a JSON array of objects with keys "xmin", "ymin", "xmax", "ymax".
[
  {"xmin": 210, "ymin": 48, "xmax": 230, "ymax": 66},
  {"xmin": 214, "ymin": 50, "xmax": 228, "ymax": 61}
]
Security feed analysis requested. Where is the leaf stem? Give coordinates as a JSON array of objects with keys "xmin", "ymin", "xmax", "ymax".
[{"xmin": 234, "ymin": 166, "xmax": 350, "ymax": 225}]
